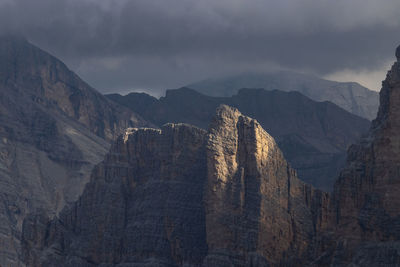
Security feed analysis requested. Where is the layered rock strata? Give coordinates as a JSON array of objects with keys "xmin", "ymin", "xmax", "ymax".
[
  {"xmin": 22, "ymin": 105, "xmax": 329, "ymax": 266},
  {"xmin": 204, "ymin": 106, "xmax": 329, "ymax": 266}
]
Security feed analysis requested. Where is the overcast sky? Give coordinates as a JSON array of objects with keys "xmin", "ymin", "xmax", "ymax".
[{"xmin": 1, "ymin": 0, "xmax": 400, "ymax": 96}]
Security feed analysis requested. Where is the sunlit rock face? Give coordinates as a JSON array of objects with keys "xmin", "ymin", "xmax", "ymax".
[
  {"xmin": 204, "ymin": 105, "xmax": 328, "ymax": 266},
  {"xmin": 21, "ymin": 105, "xmax": 328, "ymax": 266}
]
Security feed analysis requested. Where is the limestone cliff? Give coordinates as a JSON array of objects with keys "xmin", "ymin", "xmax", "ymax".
[
  {"xmin": 310, "ymin": 45, "xmax": 400, "ymax": 266},
  {"xmin": 204, "ymin": 106, "xmax": 328, "ymax": 266},
  {"xmin": 21, "ymin": 105, "xmax": 329, "ymax": 266}
]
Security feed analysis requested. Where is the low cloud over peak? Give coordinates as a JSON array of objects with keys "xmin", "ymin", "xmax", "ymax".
[{"xmin": 1, "ymin": 0, "xmax": 399, "ymax": 94}]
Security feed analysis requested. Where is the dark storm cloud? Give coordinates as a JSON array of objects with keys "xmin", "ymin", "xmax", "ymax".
[{"xmin": 1, "ymin": 0, "xmax": 400, "ymax": 94}]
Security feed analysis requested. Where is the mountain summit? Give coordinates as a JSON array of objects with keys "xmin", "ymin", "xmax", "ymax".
[{"xmin": 187, "ymin": 71, "xmax": 379, "ymax": 120}]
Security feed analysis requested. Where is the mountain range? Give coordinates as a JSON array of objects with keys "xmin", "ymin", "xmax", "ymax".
[
  {"xmin": 22, "ymin": 45, "xmax": 400, "ymax": 264},
  {"xmin": 187, "ymin": 71, "xmax": 379, "ymax": 120},
  {"xmin": 107, "ymin": 88, "xmax": 370, "ymax": 191},
  {"xmin": 0, "ymin": 34, "xmax": 398, "ymax": 266}
]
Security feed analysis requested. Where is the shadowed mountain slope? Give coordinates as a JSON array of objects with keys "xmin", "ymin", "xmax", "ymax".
[{"xmin": 0, "ymin": 35, "xmax": 150, "ymax": 266}]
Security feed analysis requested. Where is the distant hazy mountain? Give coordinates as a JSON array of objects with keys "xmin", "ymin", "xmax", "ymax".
[
  {"xmin": 187, "ymin": 71, "xmax": 379, "ymax": 120},
  {"xmin": 106, "ymin": 87, "xmax": 370, "ymax": 191},
  {"xmin": 0, "ymin": 35, "xmax": 150, "ymax": 266}
]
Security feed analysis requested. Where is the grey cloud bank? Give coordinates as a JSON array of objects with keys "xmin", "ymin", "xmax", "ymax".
[{"xmin": 1, "ymin": 0, "xmax": 399, "ymax": 95}]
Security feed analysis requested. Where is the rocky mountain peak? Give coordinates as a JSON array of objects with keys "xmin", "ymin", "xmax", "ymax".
[
  {"xmin": 206, "ymin": 104, "xmax": 277, "ymax": 188},
  {"xmin": 208, "ymin": 104, "xmax": 243, "ymax": 132}
]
